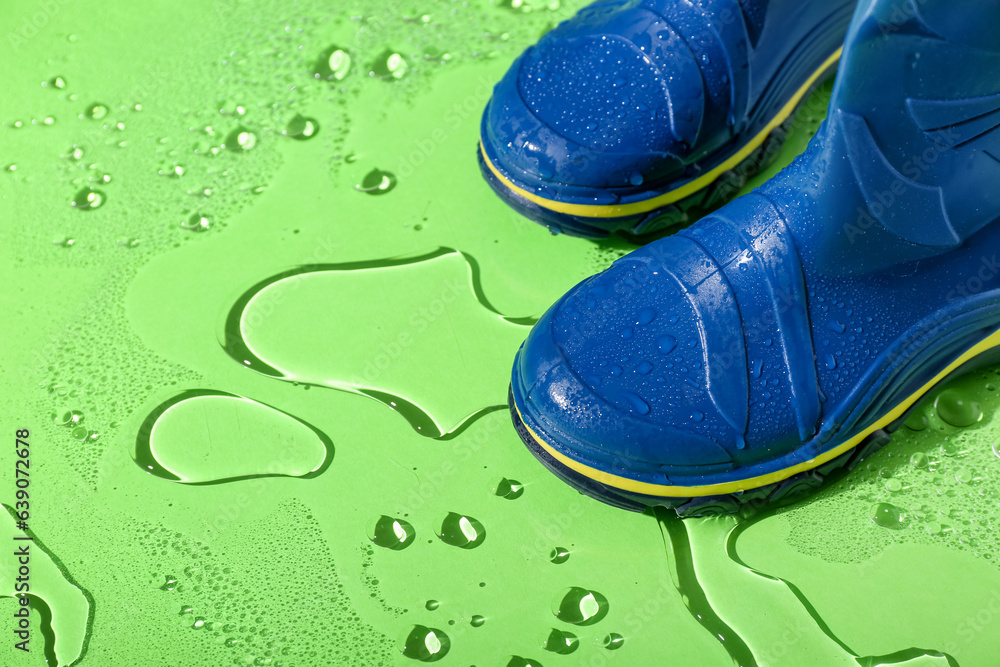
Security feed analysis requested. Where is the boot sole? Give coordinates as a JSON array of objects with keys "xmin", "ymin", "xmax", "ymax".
[
  {"xmin": 510, "ymin": 326, "xmax": 1000, "ymax": 516},
  {"xmin": 479, "ymin": 46, "xmax": 843, "ymax": 239}
]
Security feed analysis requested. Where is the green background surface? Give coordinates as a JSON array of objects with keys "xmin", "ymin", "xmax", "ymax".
[{"xmin": 1, "ymin": 1, "xmax": 999, "ymax": 665}]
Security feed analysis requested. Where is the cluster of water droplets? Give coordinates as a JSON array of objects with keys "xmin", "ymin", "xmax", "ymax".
[
  {"xmin": 137, "ymin": 500, "xmax": 396, "ymax": 666},
  {"xmin": 785, "ymin": 371, "xmax": 1000, "ymax": 568}
]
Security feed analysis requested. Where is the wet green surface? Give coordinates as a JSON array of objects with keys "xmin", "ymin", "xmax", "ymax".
[{"xmin": 1, "ymin": 1, "xmax": 999, "ymax": 665}]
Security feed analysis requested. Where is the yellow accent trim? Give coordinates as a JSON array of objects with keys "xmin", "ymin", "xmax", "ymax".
[
  {"xmin": 517, "ymin": 326, "xmax": 1000, "ymax": 497},
  {"xmin": 481, "ymin": 47, "xmax": 843, "ymax": 219}
]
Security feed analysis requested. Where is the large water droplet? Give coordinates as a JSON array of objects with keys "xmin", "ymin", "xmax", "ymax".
[
  {"xmin": 620, "ymin": 391, "xmax": 650, "ymax": 416},
  {"xmin": 935, "ymin": 389, "xmax": 983, "ymax": 427},
  {"xmin": 284, "ymin": 115, "xmax": 319, "ymax": 140},
  {"xmin": 603, "ymin": 633, "xmax": 625, "ymax": 650},
  {"xmin": 71, "ymin": 187, "xmax": 105, "ymax": 210},
  {"xmin": 181, "ymin": 213, "xmax": 212, "ymax": 232},
  {"xmin": 495, "ymin": 477, "xmax": 523, "ymax": 499},
  {"xmin": 371, "ymin": 49, "xmax": 409, "ymax": 80},
  {"xmin": 552, "ymin": 587, "xmax": 609, "ymax": 626},
  {"xmin": 904, "ymin": 411, "xmax": 928, "ymax": 431},
  {"xmin": 438, "ymin": 512, "xmax": 486, "ymax": 549},
  {"xmin": 507, "ymin": 658, "xmax": 543, "ymax": 667},
  {"xmin": 356, "ymin": 168, "xmax": 397, "ymax": 195},
  {"xmin": 401, "ymin": 625, "xmax": 450, "ymax": 662},
  {"xmin": 470, "ymin": 615, "xmax": 485, "ymax": 627},
  {"xmin": 657, "ymin": 335, "xmax": 676, "ymax": 354},
  {"xmin": 133, "ymin": 389, "xmax": 333, "ymax": 483},
  {"xmin": 315, "ymin": 45, "xmax": 352, "ymax": 80},
  {"xmin": 636, "ymin": 308, "xmax": 656, "ymax": 325},
  {"xmin": 85, "ymin": 103, "xmax": 108, "ymax": 119},
  {"xmin": 54, "ymin": 409, "xmax": 84, "ymax": 426},
  {"xmin": 543, "ymin": 629, "xmax": 578, "ymax": 654},
  {"xmin": 371, "ymin": 515, "xmax": 416, "ymax": 550},
  {"xmin": 549, "ymin": 547, "xmax": 570, "ymax": 564},
  {"xmin": 225, "ymin": 127, "xmax": 257, "ymax": 152},
  {"xmin": 870, "ymin": 502, "xmax": 906, "ymax": 530}
]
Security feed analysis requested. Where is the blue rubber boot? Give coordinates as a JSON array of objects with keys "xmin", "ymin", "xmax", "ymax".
[
  {"xmin": 510, "ymin": 0, "xmax": 1000, "ymax": 515},
  {"xmin": 479, "ymin": 0, "xmax": 856, "ymax": 238}
]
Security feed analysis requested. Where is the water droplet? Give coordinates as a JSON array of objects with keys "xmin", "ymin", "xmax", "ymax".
[
  {"xmin": 904, "ymin": 412, "xmax": 928, "ymax": 431},
  {"xmin": 70, "ymin": 186, "xmax": 105, "ymax": 211},
  {"xmin": 225, "ymin": 127, "xmax": 257, "ymax": 152},
  {"xmin": 885, "ymin": 478, "xmax": 902, "ymax": 493},
  {"xmin": 955, "ymin": 467, "xmax": 972, "ymax": 484},
  {"xmin": 52, "ymin": 236, "xmax": 75, "ymax": 248},
  {"xmin": 506, "ymin": 658, "xmax": 543, "ymax": 667},
  {"xmin": 602, "ymin": 633, "xmax": 624, "ymax": 650},
  {"xmin": 49, "ymin": 76, "xmax": 66, "ymax": 89},
  {"xmin": 356, "ymin": 168, "xmax": 396, "ymax": 195},
  {"xmin": 691, "ymin": 411, "xmax": 704, "ymax": 423},
  {"xmin": 824, "ymin": 353, "xmax": 837, "ymax": 370},
  {"xmin": 543, "ymin": 628, "xmax": 578, "ymax": 654},
  {"xmin": 637, "ymin": 308, "xmax": 656, "ymax": 325},
  {"xmin": 438, "ymin": 512, "xmax": 486, "ymax": 549},
  {"xmin": 495, "ymin": 477, "xmax": 523, "ymax": 499},
  {"xmin": 54, "ymin": 410, "xmax": 84, "ymax": 426},
  {"xmin": 657, "ymin": 335, "xmax": 677, "ymax": 354},
  {"xmin": 909, "ymin": 451, "xmax": 929, "ymax": 468},
  {"xmin": 636, "ymin": 360, "xmax": 653, "ymax": 375},
  {"xmin": 371, "ymin": 49, "xmax": 409, "ymax": 80},
  {"xmin": 470, "ymin": 615, "xmax": 485, "ymax": 627},
  {"xmin": 181, "ymin": 213, "xmax": 212, "ymax": 232},
  {"xmin": 85, "ymin": 103, "xmax": 108, "ymax": 119},
  {"xmin": 315, "ymin": 45, "xmax": 352, "ymax": 81},
  {"xmin": 552, "ymin": 587, "xmax": 609, "ymax": 626},
  {"xmin": 992, "ymin": 440, "xmax": 1000, "ymax": 459},
  {"xmin": 284, "ymin": 115, "xmax": 319, "ymax": 140},
  {"xmin": 549, "ymin": 547, "xmax": 570, "ymax": 564},
  {"xmin": 372, "ymin": 515, "xmax": 416, "ymax": 550},
  {"xmin": 870, "ymin": 502, "xmax": 906, "ymax": 530},
  {"xmin": 827, "ymin": 320, "xmax": 846, "ymax": 334},
  {"xmin": 401, "ymin": 625, "xmax": 450, "ymax": 662},
  {"xmin": 159, "ymin": 162, "xmax": 185, "ymax": 178},
  {"xmin": 424, "ymin": 600, "xmax": 439, "ymax": 611},
  {"xmin": 934, "ymin": 389, "xmax": 982, "ymax": 427},
  {"xmin": 621, "ymin": 391, "xmax": 650, "ymax": 415},
  {"xmin": 628, "ymin": 171, "xmax": 644, "ymax": 186}
]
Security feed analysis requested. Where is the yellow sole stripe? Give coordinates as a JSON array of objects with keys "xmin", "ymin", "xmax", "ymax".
[
  {"xmin": 481, "ymin": 47, "xmax": 843, "ymax": 220},
  {"xmin": 517, "ymin": 325, "xmax": 1000, "ymax": 497}
]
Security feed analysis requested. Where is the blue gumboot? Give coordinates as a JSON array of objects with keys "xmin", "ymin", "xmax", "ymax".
[
  {"xmin": 509, "ymin": 0, "xmax": 1000, "ymax": 515},
  {"xmin": 479, "ymin": 0, "xmax": 857, "ymax": 237}
]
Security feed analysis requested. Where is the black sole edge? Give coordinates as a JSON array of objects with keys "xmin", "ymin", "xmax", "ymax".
[
  {"xmin": 479, "ymin": 108, "xmax": 800, "ymax": 242},
  {"xmin": 509, "ymin": 385, "xmax": 896, "ymax": 518}
]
